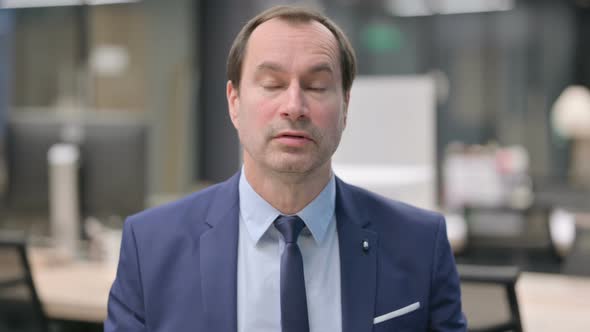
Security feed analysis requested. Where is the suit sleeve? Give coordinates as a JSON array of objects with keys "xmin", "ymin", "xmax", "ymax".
[
  {"xmin": 104, "ymin": 219, "xmax": 147, "ymax": 332},
  {"xmin": 428, "ymin": 215, "xmax": 467, "ymax": 331}
]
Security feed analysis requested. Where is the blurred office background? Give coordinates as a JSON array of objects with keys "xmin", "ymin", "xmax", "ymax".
[{"xmin": 0, "ymin": 0, "xmax": 590, "ymax": 331}]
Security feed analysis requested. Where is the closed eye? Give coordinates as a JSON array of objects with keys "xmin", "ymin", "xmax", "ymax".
[
  {"xmin": 307, "ymin": 86, "xmax": 327, "ymax": 92},
  {"xmin": 262, "ymin": 84, "xmax": 284, "ymax": 91}
]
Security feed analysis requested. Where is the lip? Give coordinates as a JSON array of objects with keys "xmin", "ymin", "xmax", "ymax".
[
  {"xmin": 274, "ymin": 131, "xmax": 313, "ymax": 141},
  {"xmin": 273, "ymin": 131, "xmax": 314, "ymax": 147}
]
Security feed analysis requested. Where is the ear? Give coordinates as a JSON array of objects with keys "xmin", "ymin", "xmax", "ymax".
[{"xmin": 227, "ymin": 80, "xmax": 240, "ymax": 129}]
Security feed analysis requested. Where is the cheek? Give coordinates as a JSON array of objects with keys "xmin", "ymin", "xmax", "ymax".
[
  {"xmin": 316, "ymin": 105, "xmax": 346, "ymax": 131},
  {"xmin": 238, "ymin": 99, "xmax": 276, "ymax": 136},
  {"xmin": 250, "ymin": 100, "xmax": 280, "ymax": 126},
  {"xmin": 310, "ymin": 94, "xmax": 346, "ymax": 123}
]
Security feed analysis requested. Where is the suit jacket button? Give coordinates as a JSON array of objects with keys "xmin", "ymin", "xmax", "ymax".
[{"xmin": 362, "ymin": 239, "xmax": 370, "ymax": 252}]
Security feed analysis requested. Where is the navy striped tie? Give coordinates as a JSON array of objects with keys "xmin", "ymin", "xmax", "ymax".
[{"xmin": 274, "ymin": 215, "xmax": 310, "ymax": 332}]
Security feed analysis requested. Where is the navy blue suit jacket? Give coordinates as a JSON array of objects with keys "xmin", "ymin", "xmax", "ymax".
[{"xmin": 105, "ymin": 172, "xmax": 466, "ymax": 331}]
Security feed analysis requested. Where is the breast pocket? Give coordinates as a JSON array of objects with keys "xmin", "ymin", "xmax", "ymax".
[{"xmin": 372, "ymin": 302, "xmax": 425, "ymax": 332}]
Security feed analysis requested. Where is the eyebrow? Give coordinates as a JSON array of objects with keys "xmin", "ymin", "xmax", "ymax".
[
  {"xmin": 307, "ymin": 63, "xmax": 334, "ymax": 75},
  {"xmin": 255, "ymin": 62, "xmax": 285, "ymax": 74}
]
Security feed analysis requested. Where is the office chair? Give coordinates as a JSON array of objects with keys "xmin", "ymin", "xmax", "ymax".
[
  {"xmin": 458, "ymin": 264, "xmax": 522, "ymax": 332},
  {"xmin": 0, "ymin": 236, "xmax": 49, "ymax": 332}
]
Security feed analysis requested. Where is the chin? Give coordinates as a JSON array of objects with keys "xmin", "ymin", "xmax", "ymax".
[
  {"xmin": 267, "ymin": 156, "xmax": 329, "ymax": 175},
  {"xmin": 271, "ymin": 162, "xmax": 312, "ymax": 174}
]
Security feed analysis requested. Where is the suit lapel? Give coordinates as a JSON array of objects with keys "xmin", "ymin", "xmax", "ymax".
[
  {"xmin": 200, "ymin": 172, "xmax": 240, "ymax": 332},
  {"xmin": 336, "ymin": 178, "xmax": 378, "ymax": 332},
  {"xmin": 198, "ymin": 174, "xmax": 378, "ymax": 332}
]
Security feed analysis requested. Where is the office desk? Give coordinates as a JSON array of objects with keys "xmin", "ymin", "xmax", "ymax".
[
  {"xmin": 28, "ymin": 248, "xmax": 590, "ymax": 330},
  {"xmin": 517, "ymin": 272, "xmax": 590, "ymax": 331},
  {"xmin": 29, "ymin": 248, "xmax": 116, "ymax": 323}
]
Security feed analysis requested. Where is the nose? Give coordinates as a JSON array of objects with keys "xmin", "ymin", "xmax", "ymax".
[{"xmin": 280, "ymin": 82, "xmax": 307, "ymax": 121}]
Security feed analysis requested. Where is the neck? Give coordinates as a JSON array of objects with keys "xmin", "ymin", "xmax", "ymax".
[{"xmin": 243, "ymin": 162, "xmax": 332, "ymax": 215}]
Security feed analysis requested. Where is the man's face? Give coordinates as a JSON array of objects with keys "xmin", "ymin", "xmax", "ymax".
[{"xmin": 227, "ymin": 18, "xmax": 349, "ymax": 177}]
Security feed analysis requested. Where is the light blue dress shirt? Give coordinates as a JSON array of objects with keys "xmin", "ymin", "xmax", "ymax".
[{"xmin": 237, "ymin": 171, "xmax": 342, "ymax": 332}]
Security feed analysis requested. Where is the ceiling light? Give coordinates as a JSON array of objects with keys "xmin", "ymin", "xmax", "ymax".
[
  {"xmin": 1, "ymin": 0, "xmax": 82, "ymax": 8},
  {"xmin": 0, "ymin": 0, "xmax": 140, "ymax": 8},
  {"xmin": 386, "ymin": 0, "xmax": 515, "ymax": 17}
]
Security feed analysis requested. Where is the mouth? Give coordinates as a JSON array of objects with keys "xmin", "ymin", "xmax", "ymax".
[
  {"xmin": 275, "ymin": 131, "xmax": 313, "ymax": 141},
  {"xmin": 273, "ymin": 131, "xmax": 314, "ymax": 147}
]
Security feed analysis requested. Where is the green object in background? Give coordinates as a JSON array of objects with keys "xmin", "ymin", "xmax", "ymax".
[{"xmin": 361, "ymin": 22, "xmax": 403, "ymax": 53}]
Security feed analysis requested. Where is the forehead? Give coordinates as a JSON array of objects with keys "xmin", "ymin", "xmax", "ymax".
[{"xmin": 243, "ymin": 18, "xmax": 341, "ymax": 73}]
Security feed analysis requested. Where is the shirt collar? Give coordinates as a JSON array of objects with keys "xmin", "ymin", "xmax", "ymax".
[{"xmin": 238, "ymin": 168, "xmax": 336, "ymax": 245}]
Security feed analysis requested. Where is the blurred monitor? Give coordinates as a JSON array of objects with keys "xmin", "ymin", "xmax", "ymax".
[
  {"xmin": 80, "ymin": 117, "xmax": 147, "ymax": 221},
  {"xmin": 3, "ymin": 113, "xmax": 148, "ymax": 229},
  {"xmin": 4, "ymin": 115, "xmax": 64, "ymax": 223}
]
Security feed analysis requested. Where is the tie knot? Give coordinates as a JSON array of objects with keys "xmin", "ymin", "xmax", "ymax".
[{"xmin": 274, "ymin": 215, "xmax": 306, "ymax": 243}]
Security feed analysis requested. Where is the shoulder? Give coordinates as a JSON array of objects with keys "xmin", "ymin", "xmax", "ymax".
[
  {"xmin": 124, "ymin": 178, "xmax": 234, "ymax": 237},
  {"xmin": 340, "ymin": 180, "xmax": 443, "ymax": 226},
  {"xmin": 337, "ymin": 180, "xmax": 445, "ymax": 243}
]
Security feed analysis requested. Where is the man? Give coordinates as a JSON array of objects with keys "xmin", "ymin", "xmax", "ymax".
[{"xmin": 105, "ymin": 5, "xmax": 466, "ymax": 332}]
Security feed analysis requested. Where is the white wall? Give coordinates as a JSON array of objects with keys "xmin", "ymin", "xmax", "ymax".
[{"xmin": 333, "ymin": 75, "xmax": 437, "ymax": 210}]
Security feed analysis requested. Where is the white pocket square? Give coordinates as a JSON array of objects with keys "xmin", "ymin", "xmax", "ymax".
[{"xmin": 373, "ymin": 302, "xmax": 421, "ymax": 325}]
